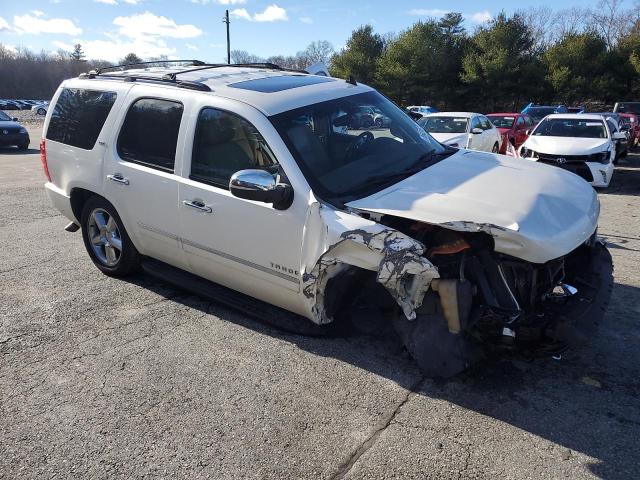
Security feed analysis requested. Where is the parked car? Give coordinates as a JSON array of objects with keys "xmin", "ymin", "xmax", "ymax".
[
  {"xmin": 486, "ymin": 112, "xmax": 535, "ymax": 154},
  {"xmin": 613, "ymin": 101, "xmax": 640, "ymax": 115},
  {"xmin": 0, "ymin": 110, "xmax": 30, "ymax": 150},
  {"xmin": 347, "ymin": 105, "xmax": 375, "ymax": 129},
  {"xmin": 619, "ymin": 112, "xmax": 640, "ymax": 147},
  {"xmin": 518, "ymin": 114, "xmax": 620, "ymax": 187},
  {"xmin": 0, "ymin": 100, "xmax": 21, "ymax": 110},
  {"xmin": 406, "ymin": 105, "xmax": 438, "ymax": 117},
  {"xmin": 418, "ymin": 112, "xmax": 502, "ymax": 152},
  {"xmin": 32, "ymin": 102, "xmax": 49, "ymax": 116},
  {"xmin": 521, "ymin": 103, "xmax": 568, "ymax": 124},
  {"xmin": 42, "ymin": 64, "xmax": 612, "ymax": 377}
]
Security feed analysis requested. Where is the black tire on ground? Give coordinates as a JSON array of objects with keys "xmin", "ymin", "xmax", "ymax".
[
  {"xmin": 492, "ymin": 143, "xmax": 499, "ymax": 153},
  {"xmin": 80, "ymin": 196, "xmax": 140, "ymax": 276},
  {"xmin": 392, "ymin": 291, "xmax": 482, "ymax": 378},
  {"xmin": 17, "ymin": 143, "xmax": 29, "ymax": 150}
]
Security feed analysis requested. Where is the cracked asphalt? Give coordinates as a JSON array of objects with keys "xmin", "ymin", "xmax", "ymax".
[{"xmin": 1, "ymin": 127, "xmax": 639, "ymax": 479}]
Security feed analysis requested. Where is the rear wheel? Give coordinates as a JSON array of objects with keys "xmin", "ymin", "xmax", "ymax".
[
  {"xmin": 80, "ymin": 196, "xmax": 140, "ymax": 276},
  {"xmin": 374, "ymin": 117, "xmax": 383, "ymax": 128}
]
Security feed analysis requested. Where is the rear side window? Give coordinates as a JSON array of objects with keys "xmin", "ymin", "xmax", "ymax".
[
  {"xmin": 46, "ymin": 88, "xmax": 116, "ymax": 150},
  {"xmin": 117, "ymin": 98, "xmax": 183, "ymax": 173}
]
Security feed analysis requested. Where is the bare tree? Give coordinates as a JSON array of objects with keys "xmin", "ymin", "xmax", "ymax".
[
  {"xmin": 518, "ymin": 6, "xmax": 554, "ymax": 51},
  {"xmin": 551, "ymin": 7, "xmax": 591, "ymax": 40},
  {"xmin": 230, "ymin": 50, "xmax": 264, "ymax": 64}
]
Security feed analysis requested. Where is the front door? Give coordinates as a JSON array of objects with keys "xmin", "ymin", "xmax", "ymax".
[{"xmin": 178, "ymin": 106, "xmax": 304, "ymax": 310}]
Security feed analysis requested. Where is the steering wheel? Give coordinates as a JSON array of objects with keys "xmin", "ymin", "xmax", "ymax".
[{"xmin": 345, "ymin": 131, "xmax": 374, "ymax": 161}]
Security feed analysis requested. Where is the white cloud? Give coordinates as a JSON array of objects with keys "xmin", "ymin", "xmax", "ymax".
[
  {"xmin": 123, "ymin": 0, "xmax": 142, "ymax": 3},
  {"xmin": 31, "ymin": 10, "xmax": 45, "ymax": 17},
  {"xmin": 299, "ymin": 16, "xmax": 313, "ymax": 24},
  {"xmin": 94, "ymin": 0, "xmax": 118, "ymax": 4},
  {"xmin": 191, "ymin": 0, "xmax": 246, "ymax": 4},
  {"xmin": 113, "ymin": 12, "xmax": 202, "ymax": 40},
  {"xmin": 53, "ymin": 37, "xmax": 177, "ymax": 61},
  {"xmin": 185, "ymin": 43, "xmax": 198, "ymax": 51},
  {"xmin": 468, "ymin": 10, "xmax": 492, "ymax": 24},
  {"xmin": 231, "ymin": 4, "xmax": 288, "ymax": 22},
  {"xmin": 409, "ymin": 8, "xmax": 450, "ymax": 17},
  {"xmin": 13, "ymin": 14, "xmax": 83, "ymax": 36},
  {"xmin": 0, "ymin": 16, "xmax": 11, "ymax": 32}
]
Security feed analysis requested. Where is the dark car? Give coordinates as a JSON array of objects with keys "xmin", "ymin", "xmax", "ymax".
[
  {"xmin": 0, "ymin": 111, "xmax": 30, "ymax": 150},
  {"xmin": 486, "ymin": 112, "xmax": 535, "ymax": 153},
  {"xmin": 613, "ymin": 102, "xmax": 640, "ymax": 114},
  {"xmin": 521, "ymin": 103, "xmax": 568, "ymax": 124},
  {"xmin": 0, "ymin": 100, "xmax": 22, "ymax": 110}
]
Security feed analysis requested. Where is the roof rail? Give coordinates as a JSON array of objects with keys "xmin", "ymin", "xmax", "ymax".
[
  {"xmin": 78, "ymin": 72, "xmax": 212, "ymax": 92},
  {"xmin": 161, "ymin": 62, "xmax": 308, "ymax": 80},
  {"xmin": 95, "ymin": 59, "xmax": 205, "ymax": 75}
]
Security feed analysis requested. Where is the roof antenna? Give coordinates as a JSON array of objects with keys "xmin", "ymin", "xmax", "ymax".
[{"xmin": 346, "ymin": 75, "xmax": 357, "ymax": 86}]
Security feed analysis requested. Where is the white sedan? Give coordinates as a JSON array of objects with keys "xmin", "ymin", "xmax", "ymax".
[
  {"xmin": 31, "ymin": 102, "xmax": 48, "ymax": 115},
  {"xmin": 418, "ymin": 112, "xmax": 502, "ymax": 153},
  {"xmin": 518, "ymin": 114, "xmax": 619, "ymax": 188}
]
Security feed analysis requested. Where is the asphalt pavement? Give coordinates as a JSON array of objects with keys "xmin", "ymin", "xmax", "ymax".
[{"xmin": 1, "ymin": 126, "xmax": 639, "ymax": 479}]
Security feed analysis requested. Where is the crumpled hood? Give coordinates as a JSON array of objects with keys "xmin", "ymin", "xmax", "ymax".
[
  {"xmin": 429, "ymin": 132, "xmax": 467, "ymax": 146},
  {"xmin": 346, "ymin": 150, "xmax": 599, "ymax": 264},
  {"xmin": 523, "ymin": 136, "xmax": 610, "ymax": 155}
]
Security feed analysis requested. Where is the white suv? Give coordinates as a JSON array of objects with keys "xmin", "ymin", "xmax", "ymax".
[{"xmin": 42, "ymin": 62, "xmax": 613, "ymax": 376}]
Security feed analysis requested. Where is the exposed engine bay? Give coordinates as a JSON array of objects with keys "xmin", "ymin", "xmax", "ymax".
[{"xmin": 321, "ymin": 212, "xmax": 614, "ymax": 377}]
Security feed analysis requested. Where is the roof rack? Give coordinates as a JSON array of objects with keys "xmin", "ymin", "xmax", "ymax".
[{"xmin": 79, "ymin": 60, "xmax": 309, "ymax": 92}]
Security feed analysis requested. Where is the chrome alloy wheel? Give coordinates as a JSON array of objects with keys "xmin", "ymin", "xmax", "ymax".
[{"xmin": 87, "ymin": 208, "xmax": 123, "ymax": 267}]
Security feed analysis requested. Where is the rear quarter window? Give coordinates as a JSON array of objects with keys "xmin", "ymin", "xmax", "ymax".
[{"xmin": 46, "ymin": 88, "xmax": 117, "ymax": 150}]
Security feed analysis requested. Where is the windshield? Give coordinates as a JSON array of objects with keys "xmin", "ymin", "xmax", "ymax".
[
  {"xmin": 486, "ymin": 115, "xmax": 515, "ymax": 128},
  {"xmin": 418, "ymin": 116, "xmax": 468, "ymax": 134},
  {"xmin": 271, "ymin": 91, "xmax": 451, "ymax": 204},
  {"xmin": 526, "ymin": 107, "xmax": 555, "ymax": 123},
  {"xmin": 0, "ymin": 111, "xmax": 11, "ymax": 121},
  {"xmin": 616, "ymin": 102, "xmax": 640, "ymax": 114},
  {"xmin": 533, "ymin": 118, "xmax": 607, "ymax": 138}
]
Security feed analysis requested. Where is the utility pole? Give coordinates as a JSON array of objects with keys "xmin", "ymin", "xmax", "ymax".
[{"xmin": 223, "ymin": 9, "xmax": 230, "ymax": 64}]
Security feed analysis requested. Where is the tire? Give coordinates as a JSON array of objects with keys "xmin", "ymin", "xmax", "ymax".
[
  {"xmin": 37, "ymin": 108, "xmax": 46, "ymax": 115},
  {"xmin": 17, "ymin": 142, "xmax": 29, "ymax": 150},
  {"xmin": 492, "ymin": 143, "xmax": 499, "ymax": 153},
  {"xmin": 80, "ymin": 196, "xmax": 140, "ymax": 276},
  {"xmin": 392, "ymin": 291, "xmax": 482, "ymax": 378},
  {"xmin": 374, "ymin": 118, "xmax": 383, "ymax": 128}
]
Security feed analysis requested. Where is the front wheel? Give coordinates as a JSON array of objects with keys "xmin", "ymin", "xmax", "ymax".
[
  {"xmin": 17, "ymin": 142, "xmax": 29, "ymax": 150},
  {"xmin": 80, "ymin": 196, "xmax": 140, "ymax": 276}
]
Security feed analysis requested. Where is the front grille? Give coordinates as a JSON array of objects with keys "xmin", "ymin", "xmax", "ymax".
[
  {"xmin": 537, "ymin": 153, "xmax": 588, "ymax": 163},
  {"xmin": 538, "ymin": 159, "xmax": 594, "ymax": 182}
]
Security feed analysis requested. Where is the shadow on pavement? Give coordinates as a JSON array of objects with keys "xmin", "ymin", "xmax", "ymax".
[
  {"xmin": 123, "ymin": 272, "xmax": 640, "ymax": 479},
  {"xmin": 606, "ymin": 152, "xmax": 640, "ymax": 195},
  {"xmin": 0, "ymin": 146, "xmax": 39, "ymax": 155}
]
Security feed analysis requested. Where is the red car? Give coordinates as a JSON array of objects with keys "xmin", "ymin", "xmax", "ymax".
[
  {"xmin": 486, "ymin": 113, "xmax": 535, "ymax": 154},
  {"xmin": 619, "ymin": 112, "xmax": 640, "ymax": 148}
]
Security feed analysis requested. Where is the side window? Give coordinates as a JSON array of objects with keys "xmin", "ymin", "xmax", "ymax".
[
  {"xmin": 191, "ymin": 108, "xmax": 278, "ymax": 189},
  {"xmin": 117, "ymin": 98, "xmax": 183, "ymax": 173},
  {"xmin": 46, "ymin": 88, "xmax": 116, "ymax": 150},
  {"xmin": 479, "ymin": 116, "xmax": 493, "ymax": 130},
  {"xmin": 516, "ymin": 117, "xmax": 525, "ymax": 129}
]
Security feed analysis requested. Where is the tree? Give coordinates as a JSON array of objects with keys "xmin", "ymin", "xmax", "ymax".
[
  {"xmin": 461, "ymin": 12, "xmax": 544, "ymax": 111},
  {"xmin": 587, "ymin": 0, "xmax": 632, "ymax": 49},
  {"xmin": 121, "ymin": 53, "xmax": 142, "ymax": 66},
  {"xmin": 70, "ymin": 44, "xmax": 85, "ymax": 61},
  {"xmin": 300, "ymin": 40, "xmax": 334, "ymax": 66},
  {"xmin": 231, "ymin": 50, "xmax": 264, "ymax": 64},
  {"xmin": 330, "ymin": 25, "xmax": 385, "ymax": 85}
]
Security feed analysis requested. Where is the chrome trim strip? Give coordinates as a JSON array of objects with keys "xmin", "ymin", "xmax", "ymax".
[{"xmin": 137, "ymin": 222, "xmax": 299, "ymax": 284}]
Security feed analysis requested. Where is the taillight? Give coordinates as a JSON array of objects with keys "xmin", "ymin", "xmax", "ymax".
[{"xmin": 40, "ymin": 139, "xmax": 51, "ymax": 182}]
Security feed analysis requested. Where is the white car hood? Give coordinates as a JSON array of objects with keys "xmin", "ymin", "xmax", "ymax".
[
  {"xmin": 429, "ymin": 132, "xmax": 467, "ymax": 146},
  {"xmin": 523, "ymin": 135, "xmax": 610, "ymax": 155},
  {"xmin": 346, "ymin": 150, "xmax": 599, "ymax": 264}
]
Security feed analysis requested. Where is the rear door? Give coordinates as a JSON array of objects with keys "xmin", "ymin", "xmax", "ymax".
[{"xmin": 102, "ymin": 87, "xmax": 190, "ymax": 269}]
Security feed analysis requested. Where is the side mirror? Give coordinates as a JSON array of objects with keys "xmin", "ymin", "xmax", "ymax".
[
  {"xmin": 229, "ymin": 169, "xmax": 293, "ymax": 210},
  {"xmin": 613, "ymin": 132, "xmax": 626, "ymax": 140},
  {"xmin": 471, "ymin": 127, "xmax": 483, "ymax": 134},
  {"xmin": 12, "ymin": 118, "xmax": 18, "ymax": 122}
]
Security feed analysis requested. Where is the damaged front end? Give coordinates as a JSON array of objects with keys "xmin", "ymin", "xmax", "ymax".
[{"xmin": 302, "ymin": 204, "xmax": 613, "ymax": 377}]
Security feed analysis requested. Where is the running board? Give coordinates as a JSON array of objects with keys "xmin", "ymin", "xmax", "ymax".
[
  {"xmin": 140, "ymin": 258, "xmax": 338, "ymax": 337},
  {"xmin": 64, "ymin": 222, "xmax": 80, "ymax": 232}
]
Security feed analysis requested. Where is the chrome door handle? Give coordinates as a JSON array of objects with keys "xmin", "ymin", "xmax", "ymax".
[
  {"xmin": 182, "ymin": 200, "xmax": 212, "ymax": 213},
  {"xmin": 107, "ymin": 173, "xmax": 129, "ymax": 185}
]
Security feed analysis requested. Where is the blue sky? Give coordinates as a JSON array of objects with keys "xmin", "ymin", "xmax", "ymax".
[{"xmin": 0, "ymin": 0, "xmax": 587, "ymax": 62}]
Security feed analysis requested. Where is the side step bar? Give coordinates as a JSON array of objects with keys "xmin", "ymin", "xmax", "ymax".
[
  {"xmin": 65, "ymin": 222, "xmax": 80, "ymax": 232},
  {"xmin": 140, "ymin": 258, "xmax": 339, "ymax": 337}
]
